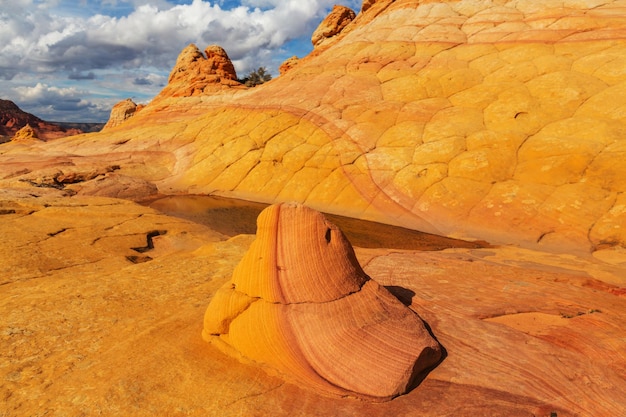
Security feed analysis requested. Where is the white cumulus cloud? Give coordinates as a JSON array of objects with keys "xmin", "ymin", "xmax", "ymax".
[{"xmin": 0, "ymin": 0, "xmax": 361, "ymax": 121}]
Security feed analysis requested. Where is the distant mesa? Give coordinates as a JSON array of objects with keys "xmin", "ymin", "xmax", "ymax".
[
  {"xmin": 0, "ymin": 99, "xmax": 85, "ymax": 141},
  {"xmin": 312, "ymin": 5, "xmax": 356, "ymax": 47},
  {"xmin": 203, "ymin": 203, "xmax": 442, "ymax": 401},
  {"xmin": 103, "ymin": 98, "xmax": 143, "ymax": 130},
  {"xmin": 154, "ymin": 43, "xmax": 244, "ymax": 100}
]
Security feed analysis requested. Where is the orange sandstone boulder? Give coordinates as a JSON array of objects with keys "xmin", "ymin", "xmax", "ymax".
[
  {"xmin": 311, "ymin": 5, "xmax": 356, "ymax": 47},
  {"xmin": 204, "ymin": 45, "xmax": 238, "ymax": 81},
  {"xmin": 203, "ymin": 203, "xmax": 442, "ymax": 401},
  {"xmin": 103, "ymin": 98, "xmax": 140, "ymax": 130}
]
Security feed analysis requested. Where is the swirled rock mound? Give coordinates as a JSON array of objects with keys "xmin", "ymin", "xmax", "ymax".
[{"xmin": 202, "ymin": 202, "xmax": 442, "ymax": 401}]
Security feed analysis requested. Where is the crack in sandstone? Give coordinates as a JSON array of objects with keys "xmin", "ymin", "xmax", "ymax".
[
  {"xmin": 229, "ymin": 279, "xmax": 368, "ymax": 308},
  {"xmin": 221, "ymin": 381, "xmax": 286, "ymax": 408}
]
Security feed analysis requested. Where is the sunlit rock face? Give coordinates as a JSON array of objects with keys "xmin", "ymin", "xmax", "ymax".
[
  {"xmin": 12, "ymin": 124, "xmax": 40, "ymax": 142},
  {"xmin": 279, "ymin": 56, "xmax": 299, "ymax": 75},
  {"xmin": 103, "ymin": 99, "xmax": 141, "ymax": 130},
  {"xmin": 311, "ymin": 5, "xmax": 356, "ymax": 47},
  {"xmin": 3, "ymin": 0, "xmax": 626, "ymax": 255},
  {"xmin": 203, "ymin": 203, "xmax": 441, "ymax": 401},
  {"xmin": 143, "ymin": 0, "xmax": 625, "ymax": 254},
  {"xmin": 153, "ymin": 43, "xmax": 243, "ymax": 100}
]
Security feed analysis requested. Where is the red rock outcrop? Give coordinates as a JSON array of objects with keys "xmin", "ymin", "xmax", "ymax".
[
  {"xmin": 311, "ymin": 5, "xmax": 356, "ymax": 47},
  {"xmin": 103, "ymin": 98, "xmax": 142, "ymax": 130},
  {"xmin": 0, "ymin": 99, "xmax": 82, "ymax": 140},
  {"xmin": 154, "ymin": 44, "xmax": 243, "ymax": 100},
  {"xmin": 203, "ymin": 203, "xmax": 441, "ymax": 400}
]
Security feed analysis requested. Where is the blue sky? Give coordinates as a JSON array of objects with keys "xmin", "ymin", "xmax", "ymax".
[{"xmin": 0, "ymin": 0, "xmax": 360, "ymax": 122}]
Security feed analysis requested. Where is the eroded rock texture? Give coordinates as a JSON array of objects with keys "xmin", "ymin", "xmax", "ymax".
[
  {"xmin": 312, "ymin": 5, "xmax": 356, "ymax": 47},
  {"xmin": 12, "ymin": 124, "xmax": 40, "ymax": 142},
  {"xmin": 103, "ymin": 99, "xmax": 140, "ymax": 130},
  {"xmin": 203, "ymin": 203, "xmax": 441, "ymax": 400},
  {"xmin": 2, "ymin": 1, "xmax": 626, "ymax": 254},
  {"xmin": 155, "ymin": 43, "xmax": 243, "ymax": 99}
]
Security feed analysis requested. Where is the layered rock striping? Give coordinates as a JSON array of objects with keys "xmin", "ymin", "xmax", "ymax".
[
  {"xmin": 203, "ymin": 203, "xmax": 441, "ymax": 400},
  {"xmin": 1, "ymin": 1, "xmax": 626, "ymax": 414},
  {"xmin": 3, "ymin": 0, "xmax": 626, "ymax": 256}
]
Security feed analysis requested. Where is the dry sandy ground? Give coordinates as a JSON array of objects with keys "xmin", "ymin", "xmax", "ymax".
[{"xmin": 1, "ymin": 192, "xmax": 625, "ymax": 416}]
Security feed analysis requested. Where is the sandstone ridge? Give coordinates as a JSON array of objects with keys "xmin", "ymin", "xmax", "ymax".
[
  {"xmin": 27, "ymin": 0, "xmax": 622, "ymax": 256},
  {"xmin": 1, "ymin": 1, "xmax": 626, "ymax": 414},
  {"xmin": 203, "ymin": 203, "xmax": 442, "ymax": 401}
]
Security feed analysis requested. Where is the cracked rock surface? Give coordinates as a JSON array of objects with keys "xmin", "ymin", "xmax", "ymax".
[
  {"xmin": 2, "ymin": 0, "xmax": 625, "ymax": 255},
  {"xmin": 203, "ymin": 203, "xmax": 442, "ymax": 401},
  {"xmin": 1, "ymin": 0, "xmax": 626, "ymax": 415},
  {"xmin": 1, "ymin": 195, "xmax": 624, "ymax": 416}
]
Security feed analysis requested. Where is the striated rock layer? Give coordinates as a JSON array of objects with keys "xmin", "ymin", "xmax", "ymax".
[
  {"xmin": 1, "ymin": 195, "xmax": 624, "ymax": 416},
  {"xmin": 203, "ymin": 203, "xmax": 442, "ymax": 401},
  {"xmin": 2, "ymin": 0, "xmax": 624, "ymax": 257}
]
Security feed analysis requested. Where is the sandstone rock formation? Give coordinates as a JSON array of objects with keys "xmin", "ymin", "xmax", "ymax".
[
  {"xmin": 311, "ymin": 5, "xmax": 356, "ymax": 47},
  {"xmin": 1, "ymin": 0, "xmax": 626, "ymax": 415},
  {"xmin": 0, "ymin": 99, "xmax": 82, "ymax": 140},
  {"xmin": 361, "ymin": 0, "xmax": 376, "ymax": 13},
  {"xmin": 12, "ymin": 124, "xmax": 39, "ymax": 142},
  {"xmin": 0, "ymin": 194, "xmax": 624, "ymax": 416},
  {"xmin": 155, "ymin": 44, "xmax": 243, "ymax": 100},
  {"xmin": 204, "ymin": 45, "xmax": 238, "ymax": 81},
  {"xmin": 203, "ymin": 202, "xmax": 441, "ymax": 400},
  {"xmin": 278, "ymin": 56, "xmax": 299, "ymax": 75},
  {"xmin": 3, "ymin": 0, "xmax": 626, "ymax": 255},
  {"xmin": 103, "ymin": 98, "xmax": 141, "ymax": 130}
]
